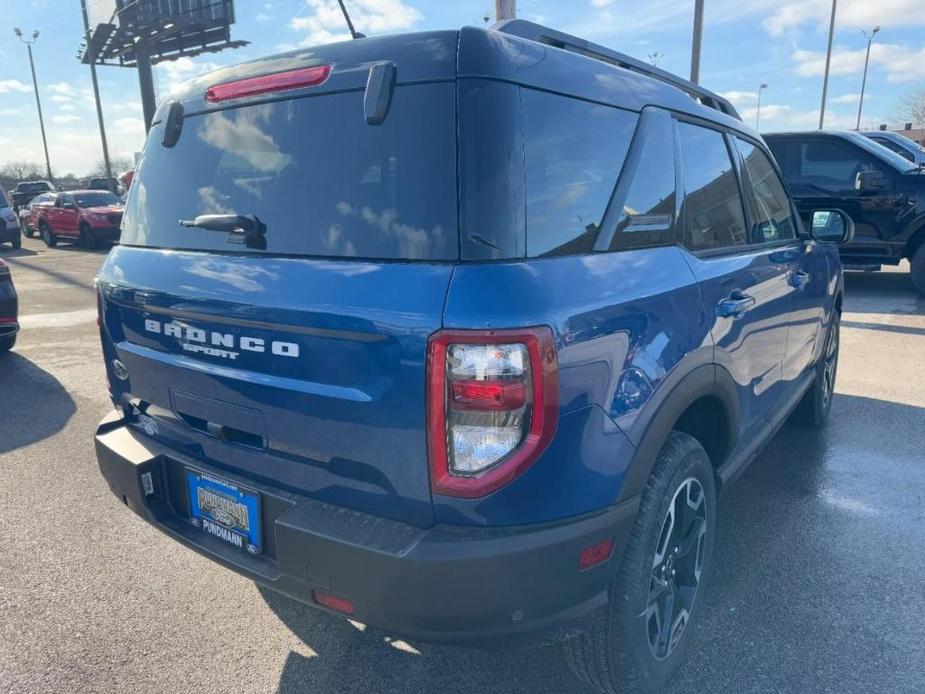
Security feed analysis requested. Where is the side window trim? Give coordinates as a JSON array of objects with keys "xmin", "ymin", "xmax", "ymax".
[{"xmin": 593, "ymin": 106, "xmax": 676, "ymax": 251}]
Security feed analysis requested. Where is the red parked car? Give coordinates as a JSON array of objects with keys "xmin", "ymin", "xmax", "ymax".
[{"xmin": 34, "ymin": 190, "xmax": 124, "ymax": 249}]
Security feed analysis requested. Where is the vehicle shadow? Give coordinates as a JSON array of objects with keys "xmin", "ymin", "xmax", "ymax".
[
  {"xmin": 843, "ymin": 268, "xmax": 924, "ymax": 316},
  {"xmin": 260, "ymin": 392, "xmax": 925, "ymax": 694},
  {"xmin": 0, "ymin": 351, "xmax": 76, "ymax": 455},
  {"xmin": 0, "ymin": 245, "xmax": 38, "ymax": 258},
  {"xmin": 260, "ymin": 585, "xmax": 576, "ymax": 694}
]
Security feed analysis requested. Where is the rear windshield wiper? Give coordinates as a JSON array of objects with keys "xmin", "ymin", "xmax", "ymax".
[{"xmin": 179, "ymin": 214, "xmax": 267, "ymax": 250}]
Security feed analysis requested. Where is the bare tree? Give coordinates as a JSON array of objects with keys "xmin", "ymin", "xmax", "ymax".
[
  {"xmin": 90, "ymin": 155, "xmax": 135, "ymax": 177},
  {"xmin": 895, "ymin": 88, "xmax": 925, "ymax": 128},
  {"xmin": 0, "ymin": 161, "xmax": 45, "ymax": 181}
]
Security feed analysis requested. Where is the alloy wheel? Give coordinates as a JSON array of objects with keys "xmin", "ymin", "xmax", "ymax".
[{"xmin": 645, "ymin": 477, "xmax": 707, "ymax": 661}]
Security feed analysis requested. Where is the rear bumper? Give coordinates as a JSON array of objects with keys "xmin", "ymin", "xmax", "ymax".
[{"xmin": 94, "ymin": 412, "xmax": 638, "ymax": 646}]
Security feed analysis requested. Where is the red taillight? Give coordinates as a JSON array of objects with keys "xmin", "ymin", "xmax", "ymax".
[
  {"xmin": 0, "ymin": 317, "xmax": 15, "ymax": 324},
  {"xmin": 312, "ymin": 590, "xmax": 355, "ymax": 615},
  {"xmin": 579, "ymin": 538, "xmax": 615, "ymax": 570},
  {"xmin": 451, "ymin": 380, "xmax": 526, "ymax": 411},
  {"xmin": 427, "ymin": 327, "xmax": 558, "ymax": 498},
  {"xmin": 205, "ymin": 65, "xmax": 331, "ymax": 103}
]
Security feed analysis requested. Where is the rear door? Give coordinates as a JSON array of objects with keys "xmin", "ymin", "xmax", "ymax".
[
  {"xmin": 98, "ymin": 79, "xmax": 459, "ymax": 528},
  {"xmin": 675, "ymin": 120, "xmax": 792, "ymax": 439}
]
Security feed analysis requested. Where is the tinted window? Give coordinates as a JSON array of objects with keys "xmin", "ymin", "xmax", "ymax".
[
  {"xmin": 609, "ymin": 110, "xmax": 676, "ymax": 250},
  {"xmin": 871, "ymin": 137, "xmax": 914, "ymax": 161},
  {"xmin": 122, "ymin": 84, "xmax": 458, "ymax": 260},
  {"xmin": 522, "ymin": 90, "xmax": 636, "ymax": 257},
  {"xmin": 734, "ymin": 139, "xmax": 797, "ymax": 243},
  {"xmin": 678, "ymin": 123, "xmax": 748, "ymax": 251},
  {"xmin": 796, "ymin": 140, "xmax": 883, "ymax": 189},
  {"xmin": 0, "ymin": 189, "xmax": 7, "ymax": 207},
  {"xmin": 74, "ymin": 191, "xmax": 120, "ymax": 207}
]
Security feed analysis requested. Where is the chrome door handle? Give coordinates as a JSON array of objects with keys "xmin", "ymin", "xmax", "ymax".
[{"xmin": 716, "ymin": 293, "xmax": 756, "ymax": 318}]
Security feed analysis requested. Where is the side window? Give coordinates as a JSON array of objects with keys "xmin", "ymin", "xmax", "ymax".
[
  {"xmin": 873, "ymin": 137, "xmax": 914, "ymax": 162},
  {"xmin": 678, "ymin": 122, "xmax": 748, "ymax": 252},
  {"xmin": 734, "ymin": 138, "xmax": 797, "ymax": 243},
  {"xmin": 608, "ymin": 110, "xmax": 676, "ymax": 251},
  {"xmin": 522, "ymin": 89, "xmax": 637, "ymax": 257},
  {"xmin": 797, "ymin": 141, "xmax": 880, "ymax": 190}
]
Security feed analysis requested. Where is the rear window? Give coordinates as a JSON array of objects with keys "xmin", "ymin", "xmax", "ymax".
[{"xmin": 122, "ymin": 83, "xmax": 458, "ymax": 260}]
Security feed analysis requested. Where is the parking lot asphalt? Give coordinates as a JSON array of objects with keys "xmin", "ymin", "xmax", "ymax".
[{"xmin": 1, "ymin": 236, "xmax": 924, "ymax": 694}]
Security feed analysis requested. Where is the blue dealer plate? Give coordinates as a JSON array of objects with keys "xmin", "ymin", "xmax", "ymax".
[{"xmin": 187, "ymin": 469, "xmax": 261, "ymax": 555}]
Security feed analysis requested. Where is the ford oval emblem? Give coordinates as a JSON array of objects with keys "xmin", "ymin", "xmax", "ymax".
[{"xmin": 111, "ymin": 359, "xmax": 129, "ymax": 381}]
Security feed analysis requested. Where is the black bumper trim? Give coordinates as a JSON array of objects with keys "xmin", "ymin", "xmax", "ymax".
[{"xmin": 95, "ymin": 414, "xmax": 639, "ymax": 646}]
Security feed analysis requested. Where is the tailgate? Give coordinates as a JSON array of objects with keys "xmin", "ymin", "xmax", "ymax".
[{"xmin": 98, "ymin": 247, "xmax": 452, "ymax": 527}]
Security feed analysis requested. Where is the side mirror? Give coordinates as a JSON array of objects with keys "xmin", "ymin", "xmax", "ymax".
[
  {"xmin": 810, "ymin": 209, "xmax": 855, "ymax": 245},
  {"xmin": 855, "ymin": 170, "xmax": 887, "ymax": 192}
]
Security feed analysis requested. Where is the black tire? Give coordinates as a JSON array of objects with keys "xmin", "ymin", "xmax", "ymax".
[
  {"xmin": 911, "ymin": 243, "xmax": 925, "ymax": 297},
  {"xmin": 792, "ymin": 310, "xmax": 840, "ymax": 428},
  {"xmin": 79, "ymin": 223, "xmax": 98, "ymax": 250},
  {"xmin": 39, "ymin": 221, "xmax": 57, "ymax": 248},
  {"xmin": 11, "ymin": 232, "xmax": 21, "ymax": 249},
  {"xmin": 23, "ymin": 225, "xmax": 34, "ymax": 238},
  {"xmin": 0, "ymin": 334, "xmax": 15, "ymax": 352},
  {"xmin": 564, "ymin": 432, "xmax": 716, "ymax": 694}
]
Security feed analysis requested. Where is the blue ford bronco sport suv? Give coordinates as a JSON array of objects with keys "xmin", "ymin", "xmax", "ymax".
[{"xmin": 94, "ymin": 21, "xmax": 853, "ymax": 693}]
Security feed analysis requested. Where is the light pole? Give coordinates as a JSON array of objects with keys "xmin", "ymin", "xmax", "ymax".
[
  {"xmin": 690, "ymin": 0, "xmax": 705, "ymax": 84},
  {"xmin": 818, "ymin": 0, "xmax": 837, "ymax": 129},
  {"xmin": 755, "ymin": 83, "xmax": 768, "ymax": 130},
  {"xmin": 13, "ymin": 28, "xmax": 53, "ymax": 182},
  {"xmin": 80, "ymin": 0, "xmax": 113, "ymax": 189},
  {"xmin": 856, "ymin": 25, "xmax": 880, "ymax": 130}
]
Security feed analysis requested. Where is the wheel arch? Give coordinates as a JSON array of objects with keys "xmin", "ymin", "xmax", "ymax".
[
  {"xmin": 617, "ymin": 364, "xmax": 739, "ymax": 502},
  {"xmin": 904, "ymin": 219, "xmax": 925, "ymax": 260}
]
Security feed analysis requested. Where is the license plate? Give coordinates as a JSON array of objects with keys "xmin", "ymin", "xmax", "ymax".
[{"xmin": 186, "ymin": 469, "xmax": 261, "ymax": 555}]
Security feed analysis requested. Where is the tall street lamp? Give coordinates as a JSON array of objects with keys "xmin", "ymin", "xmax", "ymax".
[
  {"xmin": 856, "ymin": 25, "xmax": 880, "ymax": 130},
  {"xmin": 818, "ymin": 0, "xmax": 838, "ymax": 129},
  {"xmin": 13, "ymin": 28, "xmax": 53, "ymax": 182},
  {"xmin": 756, "ymin": 83, "xmax": 768, "ymax": 130}
]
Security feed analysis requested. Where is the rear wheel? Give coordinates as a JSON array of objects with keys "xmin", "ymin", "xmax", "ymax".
[
  {"xmin": 564, "ymin": 432, "xmax": 716, "ymax": 694},
  {"xmin": 911, "ymin": 244, "xmax": 925, "ymax": 297},
  {"xmin": 11, "ymin": 232, "xmax": 21, "ymax": 249},
  {"xmin": 39, "ymin": 221, "xmax": 57, "ymax": 248},
  {"xmin": 0, "ymin": 334, "xmax": 15, "ymax": 352},
  {"xmin": 792, "ymin": 310, "xmax": 840, "ymax": 427}
]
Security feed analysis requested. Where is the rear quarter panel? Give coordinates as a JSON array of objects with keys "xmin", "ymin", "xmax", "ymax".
[{"xmin": 439, "ymin": 247, "xmax": 712, "ymax": 525}]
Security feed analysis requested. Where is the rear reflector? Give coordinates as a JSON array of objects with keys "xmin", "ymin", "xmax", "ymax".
[
  {"xmin": 313, "ymin": 590, "xmax": 355, "ymax": 615},
  {"xmin": 579, "ymin": 538, "xmax": 614, "ymax": 570},
  {"xmin": 451, "ymin": 380, "xmax": 526, "ymax": 410},
  {"xmin": 206, "ymin": 65, "xmax": 331, "ymax": 103}
]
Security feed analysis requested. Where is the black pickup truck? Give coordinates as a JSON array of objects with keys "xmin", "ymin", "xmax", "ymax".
[{"xmin": 10, "ymin": 180, "xmax": 55, "ymax": 212}]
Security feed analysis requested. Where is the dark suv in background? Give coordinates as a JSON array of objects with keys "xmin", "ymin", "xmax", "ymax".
[
  {"xmin": 94, "ymin": 20, "xmax": 853, "ymax": 694},
  {"xmin": 765, "ymin": 131, "xmax": 925, "ymax": 294}
]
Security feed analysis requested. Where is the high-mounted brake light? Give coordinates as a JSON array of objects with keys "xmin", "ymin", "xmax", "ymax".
[
  {"xmin": 205, "ymin": 65, "xmax": 331, "ymax": 103},
  {"xmin": 427, "ymin": 327, "xmax": 558, "ymax": 498}
]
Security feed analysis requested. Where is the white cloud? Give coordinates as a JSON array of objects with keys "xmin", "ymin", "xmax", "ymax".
[
  {"xmin": 0, "ymin": 79, "xmax": 31, "ymax": 94},
  {"xmin": 0, "ymin": 107, "xmax": 22, "ymax": 116},
  {"xmin": 765, "ymin": 0, "xmax": 925, "ymax": 36},
  {"xmin": 290, "ymin": 0, "xmax": 423, "ymax": 47},
  {"xmin": 50, "ymin": 94, "xmax": 71, "ymax": 103},
  {"xmin": 740, "ymin": 102, "xmax": 858, "ymax": 132},
  {"xmin": 792, "ymin": 43, "xmax": 925, "ymax": 83},
  {"xmin": 58, "ymin": 103, "xmax": 76, "ymax": 112},
  {"xmin": 833, "ymin": 93, "xmax": 864, "ymax": 104},
  {"xmin": 157, "ymin": 56, "xmax": 225, "ymax": 94},
  {"xmin": 47, "ymin": 82, "xmax": 74, "ymax": 96},
  {"xmin": 591, "ymin": 0, "xmax": 617, "ymax": 6},
  {"xmin": 113, "ymin": 117, "xmax": 146, "ymax": 134},
  {"xmin": 52, "ymin": 114, "xmax": 80, "ymax": 125},
  {"xmin": 720, "ymin": 90, "xmax": 760, "ymax": 106},
  {"xmin": 256, "ymin": 11, "xmax": 274, "ymax": 22}
]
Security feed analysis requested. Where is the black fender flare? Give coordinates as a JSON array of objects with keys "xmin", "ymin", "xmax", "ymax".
[{"xmin": 617, "ymin": 363, "xmax": 739, "ymax": 502}]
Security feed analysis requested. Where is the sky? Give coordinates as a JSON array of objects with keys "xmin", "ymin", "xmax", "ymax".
[{"xmin": 0, "ymin": 0, "xmax": 923, "ymax": 176}]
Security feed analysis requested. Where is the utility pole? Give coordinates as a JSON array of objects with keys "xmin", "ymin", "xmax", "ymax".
[
  {"xmin": 14, "ymin": 28, "xmax": 53, "ymax": 182},
  {"xmin": 756, "ymin": 83, "xmax": 768, "ymax": 130},
  {"xmin": 856, "ymin": 25, "xmax": 880, "ymax": 130},
  {"xmin": 495, "ymin": 0, "xmax": 516, "ymax": 21},
  {"xmin": 818, "ymin": 0, "xmax": 837, "ymax": 130},
  {"xmin": 80, "ymin": 0, "xmax": 113, "ymax": 188},
  {"xmin": 690, "ymin": 0, "xmax": 705, "ymax": 84}
]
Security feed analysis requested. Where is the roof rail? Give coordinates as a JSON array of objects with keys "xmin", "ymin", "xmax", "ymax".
[{"xmin": 493, "ymin": 19, "xmax": 741, "ymax": 121}]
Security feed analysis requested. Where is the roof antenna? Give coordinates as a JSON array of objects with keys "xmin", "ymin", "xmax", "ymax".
[{"xmin": 337, "ymin": 0, "xmax": 364, "ymax": 40}]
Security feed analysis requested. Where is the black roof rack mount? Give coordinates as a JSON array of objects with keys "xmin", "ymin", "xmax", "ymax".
[{"xmin": 494, "ymin": 19, "xmax": 741, "ymax": 122}]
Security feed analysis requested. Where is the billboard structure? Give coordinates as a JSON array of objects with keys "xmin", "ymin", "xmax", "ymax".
[{"xmin": 80, "ymin": 1, "xmax": 248, "ymax": 130}]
